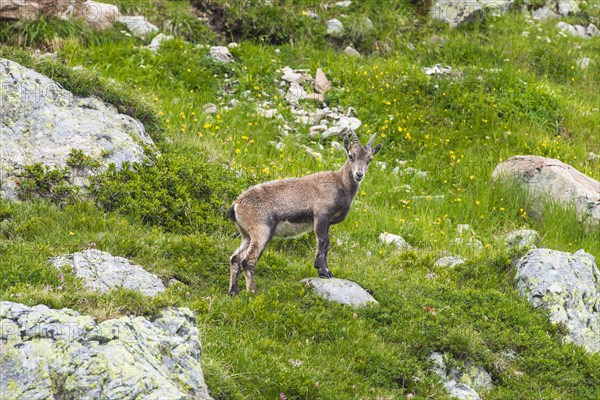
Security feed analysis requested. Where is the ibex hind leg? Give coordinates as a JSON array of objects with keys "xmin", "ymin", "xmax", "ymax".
[
  {"xmin": 229, "ymin": 226, "xmax": 250, "ymax": 295},
  {"xmin": 241, "ymin": 228, "xmax": 273, "ymax": 294}
]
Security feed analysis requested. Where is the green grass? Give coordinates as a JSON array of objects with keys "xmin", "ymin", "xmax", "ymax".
[{"xmin": 1, "ymin": 1, "xmax": 599, "ymax": 399}]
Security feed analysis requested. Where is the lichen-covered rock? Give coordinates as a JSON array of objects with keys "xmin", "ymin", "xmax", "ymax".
[
  {"xmin": 0, "ymin": 58, "xmax": 154, "ymax": 200},
  {"xmin": 492, "ymin": 156, "xmax": 600, "ymax": 225},
  {"xmin": 502, "ymin": 229, "xmax": 541, "ymax": 250},
  {"xmin": 429, "ymin": 352, "xmax": 492, "ymax": 400},
  {"xmin": 209, "ymin": 46, "xmax": 234, "ymax": 63},
  {"xmin": 50, "ymin": 249, "xmax": 165, "ymax": 297},
  {"xmin": 514, "ymin": 248, "xmax": 600, "ymax": 353},
  {"xmin": 0, "ymin": 0, "xmax": 83, "ymax": 20},
  {"xmin": 302, "ymin": 278, "xmax": 378, "ymax": 307},
  {"xmin": 0, "ymin": 302, "xmax": 213, "ymax": 400}
]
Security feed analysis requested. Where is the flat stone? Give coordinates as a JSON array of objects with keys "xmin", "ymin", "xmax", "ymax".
[
  {"xmin": 434, "ymin": 256, "xmax": 466, "ymax": 268},
  {"xmin": 314, "ymin": 68, "xmax": 332, "ymax": 94},
  {"xmin": 302, "ymin": 278, "xmax": 378, "ymax": 307},
  {"xmin": 50, "ymin": 249, "xmax": 165, "ymax": 297},
  {"xmin": 380, "ymin": 232, "xmax": 413, "ymax": 250},
  {"xmin": 343, "ymin": 46, "xmax": 361, "ymax": 57},
  {"xmin": 502, "ymin": 229, "xmax": 541, "ymax": 250}
]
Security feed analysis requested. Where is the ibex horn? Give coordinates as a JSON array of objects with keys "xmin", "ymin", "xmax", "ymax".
[
  {"xmin": 366, "ymin": 133, "xmax": 377, "ymax": 148},
  {"xmin": 351, "ymin": 130, "xmax": 360, "ymax": 146}
]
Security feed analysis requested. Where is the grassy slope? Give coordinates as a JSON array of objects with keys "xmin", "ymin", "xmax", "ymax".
[{"xmin": 1, "ymin": 0, "xmax": 599, "ymax": 399}]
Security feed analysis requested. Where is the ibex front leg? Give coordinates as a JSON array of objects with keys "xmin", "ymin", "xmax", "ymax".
[{"xmin": 314, "ymin": 217, "xmax": 333, "ymax": 278}]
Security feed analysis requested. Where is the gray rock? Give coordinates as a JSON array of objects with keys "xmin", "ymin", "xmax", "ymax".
[
  {"xmin": 492, "ymin": 156, "xmax": 600, "ymax": 226},
  {"xmin": 281, "ymin": 66, "xmax": 305, "ymax": 83},
  {"xmin": 302, "ymin": 278, "xmax": 378, "ymax": 307},
  {"xmin": 314, "ymin": 68, "xmax": 332, "ymax": 94},
  {"xmin": 431, "ymin": 0, "xmax": 512, "ymax": 28},
  {"xmin": 450, "ymin": 237, "xmax": 483, "ymax": 252},
  {"xmin": 202, "ymin": 103, "xmax": 218, "ymax": 114},
  {"xmin": 146, "ymin": 33, "xmax": 173, "ymax": 52},
  {"xmin": 286, "ymin": 82, "xmax": 307, "ymax": 106},
  {"xmin": 502, "ymin": 229, "xmax": 541, "ymax": 250},
  {"xmin": 557, "ymin": 0, "xmax": 579, "ymax": 16},
  {"xmin": 343, "ymin": 46, "xmax": 361, "ymax": 57},
  {"xmin": 532, "ymin": 6, "xmax": 558, "ymax": 21},
  {"xmin": 587, "ymin": 23, "xmax": 600, "ymax": 37},
  {"xmin": 380, "ymin": 232, "xmax": 413, "ymax": 250},
  {"xmin": 576, "ymin": 57, "xmax": 591, "ymax": 69},
  {"xmin": 326, "ymin": 18, "xmax": 344, "ymax": 36},
  {"xmin": 209, "ymin": 46, "xmax": 234, "ymax": 63},
  {"xmin": 435, "ymin": 256, "xmax": 466, "ymax": 268},
  {"xmin": 0, "ymin": 302, "xmax": 212, "ymax": 400},
  {"xmin": 556, "ymin": 21, "xmax": 594, "ymax": 38},
  {"xmin": 335, "ymin": 0, "xmax": 352, "ymax": 7},
  {"xmin": 0, "ymin": 58, "xmax": 154, "ymax": 200},
  {"xmin": 50, "ymin": 249, "xmax": 165, "ymax": 297},
  {"xmin": 117, "ymin": 15, "xmax": 159, "ymax": 38},
  {"xmin": 423, "ymin": 63, "xmax": 453, "ymax": 76},
  {"xmin": 514, "ymin": 248, "xmax": 600, "ymax": 353},
  {"xmin": 76, "ymin": 1, "xmax": 120, "ymax": 30},
  {"xmin": 429, "ymin": 352, "xmax": 492, "ymax": 400}
]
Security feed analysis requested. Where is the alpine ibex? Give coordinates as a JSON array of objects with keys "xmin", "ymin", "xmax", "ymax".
[{"xmin": 227, "ymin": 132, "xmax": 382, "ymax": 294}]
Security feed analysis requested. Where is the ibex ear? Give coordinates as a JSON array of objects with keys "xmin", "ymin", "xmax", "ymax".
[
  {"xmin": 343, "ymin": 136, "xmax": 352, "ymax": 152},
  {"xmin": 372, "ymin": 143, "xmax": 382, "ymax": 156}
]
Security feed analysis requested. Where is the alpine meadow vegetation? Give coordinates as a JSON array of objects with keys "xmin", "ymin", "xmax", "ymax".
[{"xmin": 0, "ymin": 0, "xmax": 599, "ymax": 399}]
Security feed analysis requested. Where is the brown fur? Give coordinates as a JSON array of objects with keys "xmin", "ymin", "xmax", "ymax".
[{"xmin": 228, "ymin": 134, "xmax": 382, "ymax": 294}]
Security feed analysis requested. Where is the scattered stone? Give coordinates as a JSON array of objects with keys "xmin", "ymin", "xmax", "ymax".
[
  {"xmin": 304, "ymin": 93, "xmax": 325, "ymax": 102},
  {"xmin": 434, "ymin": 256, "xmax": 466, "ymax": 268},
  {"xmin": 0, "ymin": 302, "xmax": 212, "ymax": 399},
  {"xmin": 286, "ymin": 82, "xmax": 307, "ymax": 106},
  {"xmin": 315, "ymin": 68, "xmax": 332, "ymax": 94},
  {"xmin": 335, "ymin": 0, "xmax": 352, "ymax": 7},
  {"xmin": 514, "ymin": 248, "xmax": 600, "ymax": 353},
  {"xmin": 456, "ymin": 224, "xmax": 472, "ymax": 235},
  {"xmin": 51, "ymin": 249, "xmax": 165, "ymax": 297},
  {"xmin": 532, "ymin": 6, "xmax": 558, "ymax": 21},
  {"xmin": 492, "ymin": 156, "xmax": 600, "ymax": 226},
  {"xmin": 227, "ymin": 42, "xmax": 239, "ymax": 48},
  {"xmin": 0, "ymin": 58, "xmax": 154, "ymax": 200},
  {"xmin": 379, "ymin": 232, "xmax": 413, "ymax": 250},
  {"xmin": 556, "ymin": 21, "xmax": 598, "ymax": 38},
  {"xmin": 257, "ymin": 108, "xmax": 279, "ymax": 118},
  {"xmin": 423, "ymin": 63, "xmax": 453, "ymax": 76},
  {"xmin": 117, "ymin": 15, "xmax": 159, "ymax": 38},
  {"xmin": 557, "ymin": 0, "xmax": 579, "ymax": 16},
  {"xmin": 343, "ymin": 46, "xmax": 361, "ymax": 57},
  {"xmin": 282, "ymin": 66, "xmax": 305, "ymax": 83},
  {"xmin": 588, "ymin": 152, "xmax": 600, "ymax": 162},
  {"xmin": 576, "ymin": 57, "xmax": 591, "ymax": 69},
  {"xmin": 502, "ymin": 229, "xmax": 541, "ymax": 250},
  {"xmin": 209, "ymin": 46, "xmax": 234, "ymax": 63},
  {"xmin": 331, "ymin": 141, "xmax": 345, "ymax": 152},
  {"xmin": 202, "ymin": 103, "xmax": 219, "ymax": 114},
  {"xmin": 146, "ymin": 33, "xmax": 173, "ymax": 52},
  {"xmin": 326, "ymin": 18, "xmax": 344, "ymax": 36},
  {"xmin": 302, "ymin": 278, "xmax": 378, "ymax": 307}
]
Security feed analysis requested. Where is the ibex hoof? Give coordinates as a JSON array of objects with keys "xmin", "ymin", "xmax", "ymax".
[{"xmin": 318, "ymin": 269, "xmax": 333, "ymax": 279}]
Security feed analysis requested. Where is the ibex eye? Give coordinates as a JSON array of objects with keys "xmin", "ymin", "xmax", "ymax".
[{"xmin": 348, "ymin": 155, "xmax": 354, "ymax": 160}]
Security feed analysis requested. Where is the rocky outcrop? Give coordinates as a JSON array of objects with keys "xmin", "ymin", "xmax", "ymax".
[
  {"xmin": 492, "ymin": 156, "xmax": 600, "ymax": 226},
  {"xmin": 0, "ymin": 58, "xmax": 154, "ymax": 200},
  {"xmin": 514, "ymin": 248, "xmax": 600, "ymax": 353},
  {"xmin": 0, "ymin": 302, "xmax": 213, "ymax": 399},
  {"xmin": 556, "ymin": 21, "xmax": 600, "ymax": 38},
  {"xmin": 302, "ymin": 278, "xmax": 378, "ymax": 307},
  {"xmin": 50, "ymin": 249, "xmax": 165, "ymax": 297},
  {"xmin": 0, "ymin": 0, "xmax": 119, "ymax": 29}
]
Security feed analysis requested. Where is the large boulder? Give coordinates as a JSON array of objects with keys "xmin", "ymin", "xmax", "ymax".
[
  {"xmin": 302, "ymin": 278, "xmax": 378, "ymax": 307},
  {"xmin": 50, "ymin": 249, "xmax": 165, "ymax": 297},
  {"xmin": 0, "ymin": 58, "xmax": 154, "ymax": 200},
  {"xmin": 492, "ymin": 156, "xmax": 600, "ymax": 226},
  {"xmin": 514, "ymin": 248, "xmax": 600, "ymax": 353},
  {"xmin": 0, "ymin": 302, "xmax": 213, "ymax": 399}
]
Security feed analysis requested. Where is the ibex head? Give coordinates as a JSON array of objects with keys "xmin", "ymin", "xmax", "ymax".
[{"xmin": 343, "ymin": 131, "xmax": 383, "ymax": 183}]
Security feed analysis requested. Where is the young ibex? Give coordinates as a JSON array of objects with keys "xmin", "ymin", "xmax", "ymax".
[{"xmin": 227, "ymin": 132, "xmax": 382, "ymax": 294}]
